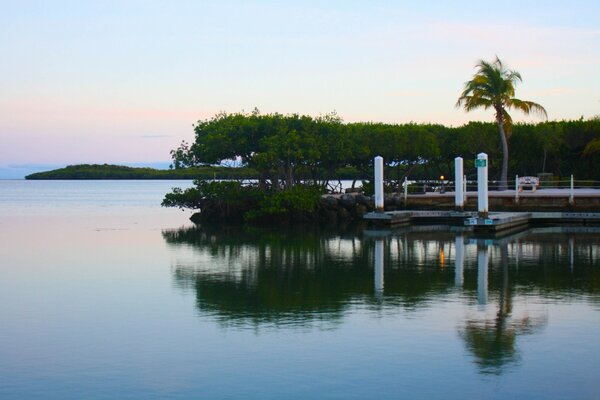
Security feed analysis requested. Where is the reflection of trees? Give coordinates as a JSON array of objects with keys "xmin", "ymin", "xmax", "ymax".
[
  {"xmin": 162, "ymin": 226, "xmax": 458, "ymax": 328},
  {"xmin": 460, "ymin": 244, "xmax": 548, "ymax": 375},
  {"xmin": 162, "ymin": 226, "xmax": 600, "ymax": 339}
]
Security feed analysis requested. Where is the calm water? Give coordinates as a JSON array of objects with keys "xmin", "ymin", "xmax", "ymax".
[{"xmin": 1, "ymin": 180, "xmax": 599, "ymax": 399}]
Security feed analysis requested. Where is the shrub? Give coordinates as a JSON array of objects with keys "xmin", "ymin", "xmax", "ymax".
[
  {"xmin": 360, "ymin": 180, "xmax": 397, "ymax": 196},
  {"xmin": 245, "ymin": 185, "xmax": 324, "ymax": 223},
  {"xmin": 163, "ymin": 180, "xmax": 324, "ymax": 224}
]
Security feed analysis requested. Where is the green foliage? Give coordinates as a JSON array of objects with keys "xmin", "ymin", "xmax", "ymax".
[
  {"xmin": 162, "ymin": 180, "xmax": 268, "ymax": 223},
  {"xmin": 161, "ymin": 186, "xmax": 203, "ymax": 209},
  {"xmin": 159, "ymin": 111, "xmax": 600, "ymax": 225},
  {"xmin": 360, "ymin": 179, "xmax": 398, "ymax": 196},
  {"xmin": 163, "ymin": 179, "xmax": 323, "ymax": 224},
  {"xmin": 162, "ymin": 179, "xmax": 262, "ymax": 209},
  {"xmin": 171, "ymin": 111, "xmax": 349, "ymax": 189},
  {"xmin": 245, "ymin": 185, "xmax": 324, "ymax": 222},
  {"xmin": 171, "ymin": 111, "xmax": 600, "ymax": 185}
]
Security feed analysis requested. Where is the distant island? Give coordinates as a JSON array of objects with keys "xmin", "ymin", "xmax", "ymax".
[
  {"xmin": 25, "ymin": 164, "xmax": 260, "ymax": 180},
  {"xmin": 25, "ymin": 163, "xmax": 365, "ymax": 180}
]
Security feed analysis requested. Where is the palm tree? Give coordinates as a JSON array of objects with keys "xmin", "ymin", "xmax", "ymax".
[{"xmin": 456, "ymin": 57, "xmax": 547, "ymax": 190}]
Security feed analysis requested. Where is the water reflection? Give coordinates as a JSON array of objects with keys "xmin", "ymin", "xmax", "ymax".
[
  {"xmin": 455, "ymin": 235, "xmax": 464, "ymax": 287},
  {"xmin": 163, "ymin": 225, "xmax": 600, "ymax": 373},
  {"xmin": 477, "ymin": 244, "xmax": 489, "ymax": 306},
  {"xmin": 374, "ymin": 239, "xmax": 384, "ymax": 295},
  {"xmin": 163, "ymin": 226, "xmax": 460, "ymax": 328},
  {"xmin": 460, "ymin": 243, "xmax": 548, "ymax": 375}
]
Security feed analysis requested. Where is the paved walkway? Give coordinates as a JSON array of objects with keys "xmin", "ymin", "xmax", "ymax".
[{"xmin": 414, "ymin": 188, "xmax": 600, "ymax": 197}]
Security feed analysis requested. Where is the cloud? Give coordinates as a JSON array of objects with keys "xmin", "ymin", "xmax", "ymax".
[{"xmin": 140, "ymin": 134, "xmax": 172, "ymax": 138}]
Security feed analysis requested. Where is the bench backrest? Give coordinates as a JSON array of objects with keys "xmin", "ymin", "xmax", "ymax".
[{"xmin": 518, "ymin": 176, "xmax": 539, "ymax": 185}]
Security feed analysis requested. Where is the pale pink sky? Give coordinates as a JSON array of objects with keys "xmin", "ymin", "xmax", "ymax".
[{"xmin": 1, "ymin": 1, "xmax": 599, "ymax": 177}]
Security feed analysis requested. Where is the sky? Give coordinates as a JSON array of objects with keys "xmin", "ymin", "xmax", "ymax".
[{"xmin": 1, "ymin": 0, "xmax": 599, "ymax": 178}]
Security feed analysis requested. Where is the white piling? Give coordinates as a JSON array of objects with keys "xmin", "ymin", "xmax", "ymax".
[
  {"xmin": 569, "ymin": 174, "xmax": 574, "ymax": 205},
  {"xmin": 477, "ymin": 245, "xmax": 489, "ymax": 306},
  {"xmin": 375, "ymin": 239, "xmax": 384, "ymax": 293},
  {"xmin": 454, "ymin": 235, "xmax": 464, "ymax": 287},
  {"xmin": 454, "ymin": 157, "xmax": 464, "ymax": 209},
  {"xmin": 476, "ymin": 153, "xmax": 489, "ymax": 217},
  {"xmin": 403, "ymin": 177, "xmax": 408, "ymax": 206},
  {"xmin": 515, "ymin": 175, "xmax": 520, "ymax": 204},
  {"xmin": 374, "ymin": 156, "xmax": 384, "ymax": 212}
]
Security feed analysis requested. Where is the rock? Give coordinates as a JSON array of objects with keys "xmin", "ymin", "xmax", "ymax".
[
  {"xmin": 392, "ymin": 194, "xmax": 403, "ymax": 206},
  {"xmin": 353, "ymin": 204, "xmax": 368, "ymax": 218},
  {"xmin": 355, "ymin": 194, "xmax": 370, "ymax": 206},
  {"xmin": 337, "ymin": 206, "xmax": 351, "ymax": 220},
  {"xmin": 320, "ymin": 208, "xmax": 338, "ymax": 224},
  {"xmin": 325, "ymin": 196, "xmax": 339, "ymax": 209},
  {"xmin": 339, "ymin": 193, "xmax": 356, "ymax": 208}
]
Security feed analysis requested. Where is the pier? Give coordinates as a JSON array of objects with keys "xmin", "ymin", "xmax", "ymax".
[
  {"xmin": 363, "ymin": 154, "xmax": 600, "ymax": 233},
  {"xmin": 364, "ymin": 209, "xmax": 600, "ymax": 233}
]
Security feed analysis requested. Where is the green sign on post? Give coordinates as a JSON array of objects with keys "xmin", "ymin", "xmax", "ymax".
[{"xmin": 475, "ymin": 159, "xmax": 487, "ymax": 168}]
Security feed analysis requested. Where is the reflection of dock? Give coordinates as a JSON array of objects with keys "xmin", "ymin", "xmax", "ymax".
[
  {"xmin": 364, "ymin": 210, "xmax": 600, "ymax": 234},
  {"xmin": 363, "ymin": 224, "xmax": 600, "ymax": 248}
]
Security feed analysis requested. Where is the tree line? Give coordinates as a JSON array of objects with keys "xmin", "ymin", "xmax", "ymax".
[
  {"xmin": 171, "ymin": 111, "xmax": 600, "ymax": 188},
  {"xmin": 25, "ymin": 164, "xmax": 258, "ymax": 180}
]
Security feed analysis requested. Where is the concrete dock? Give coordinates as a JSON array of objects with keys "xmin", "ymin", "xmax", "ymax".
[
  {"xmin": 363, "ymin": 210, "xmax": 600, "ymax": 234},
  {"xmin": 464, "ymin": 212, "xmax": 531, "ymax": 233}
]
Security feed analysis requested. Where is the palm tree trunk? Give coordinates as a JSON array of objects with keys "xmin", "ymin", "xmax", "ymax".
[{"xmin": 496, "ymin": 113, "xmax": 509, "ymax": 191}]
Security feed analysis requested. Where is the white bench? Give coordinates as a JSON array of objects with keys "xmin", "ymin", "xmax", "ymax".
[{"xmin": 518, "ymin": 176, "xmax": 539, "ymax": 192}]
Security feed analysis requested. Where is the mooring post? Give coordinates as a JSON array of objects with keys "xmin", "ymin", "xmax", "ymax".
[
  {"xmin": 374, "ymin": 239, "xmax": 384, "ymax": 293},
  {"xmin": 477, "ymin": 244, "xmax": 489, "ymax": 306},
  {"xmin": 403, "ymin": 176, "xmax": 408, "ymax": 206},
  {"xmin": 454, "ymin": 235, "xmax": 464, "ymax": 287},
  {"xmin": 463, "ymin": 174, "xmax": 467, "ymax": 203},
  {"xmin": 454, "ymin": 157, "xmax": 464, "ymax": 210},
  {"xmin": 476, "ymin": 153, "xmax": 489, "ymax": 218},
  {"xmin": 515, "ymin": 175, "xmax": 520, "ymax": 204},
  {"xmin": 374, "ymin": 156, "xmax": 384, "ymax": 212},
  {"xmin": 569, "ymin": 174, "xmax": 574, "ymax": 205}
]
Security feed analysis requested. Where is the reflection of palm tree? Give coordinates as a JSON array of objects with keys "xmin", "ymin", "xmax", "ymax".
[{"xmin": 460, "ymin": 244, "xmax": 547, "ymax": 375}]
